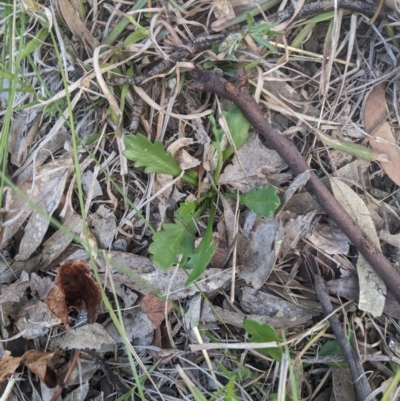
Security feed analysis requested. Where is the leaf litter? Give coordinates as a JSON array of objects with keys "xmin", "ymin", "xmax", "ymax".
[{"xmin": 2, "ymin": 1, "xmax": 400, "ymax": 400}]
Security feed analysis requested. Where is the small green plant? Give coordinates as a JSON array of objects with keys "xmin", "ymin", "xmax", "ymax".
[
  {"xmin": 245, "ymin": 14, "xmax": 282, "ymax": 53},
  {"xmin": 216, "ymin": 15, "xmax": 281, "ymax": 58},
  {"xmin": 123, "ymin": 105, "xmax": 281, "ymax": 284},
  {"xmin": 318, "ymin": 332, "xmax": 354, "ymax": 368},
  {"xmin": 243, "ymin": 319, "xmax": 283, "ymax": 361},
  {"xmin": 207, "ymin": 361, "xmax": 252, "ymax": 401}
]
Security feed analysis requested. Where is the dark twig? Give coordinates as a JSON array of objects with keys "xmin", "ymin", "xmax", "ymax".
[
  {"xmin": 266, "ymin": 0, "xmax": 386, "ymax": 23},
  {"xmin": 49, "ymin": 349, "xmax": 82, "ymax": 401},
  {"xmin": 84, "ymin": 351, "xmax": 130, "ymax": 394},
  {"xmin": 303, "ymin": 252, "xmax": 373, "ymax": 401},
  {"xmin": 189, "ymin": 66, "xmax": 400, "ymax": 306}
]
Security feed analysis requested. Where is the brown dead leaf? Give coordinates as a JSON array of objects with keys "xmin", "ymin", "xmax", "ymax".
[
  {"xmin": 106, "ymin": 308, "xmax": 156, "ymax": 344},
  {"xmin": 1, "ymin": 158, "xmax": 71, "ymax": 260},
  {"xmin": 88, "ymin": 205, "xmax": 116, "ymax": 250},
  {"xmin": 46, "ymin": 284, "xmax": 69, "ymax": 328},
  {"xmin": 8, "ymin": 110, "xmax": 39, "ymax": 168},
  {"xmin": 30, "ymin": 273, "xmax": 54, "ymax": 300},
  {"xmin": 364, "ymin": 83, "xmax": 400, "ymax": 186},
  {"xmin": 15, "ymin": 127, "xmax": 71, "ymax": 185},
  {"xmin": 51, "ymin": 323, "xmax": 116, "ymax": 352},
  {"xmin": 331, "ymin": 178, "xmax": 386, "ymax": 316},
  {"xmin": 58, "ymin": 0, "xmax": 100, "ymax": 51},
  {"xmin": 218, "ymin": 133, "xmax": 289, "ymax": 191},
  {"xmin": 46, "ymin": 261, "xmax": 102, "ymax": 329},
  {"xmin": 16, "ymin": 301, "xmax": 62, "ymax": 339},
  {"xmin": 140, "ymin": 293, "xmax": 172, "ymax": 328},
  {"xmin": 240, "ymin": 287, "xmax": 320, "ymax": 329},
  {"xmin": 238, "ymin": 214, "xmax": 284, "ymax": 290},
  {"xmin": 167, "ymin": 138, "xmax": 201, "ymax": 171},
  {"xmin": 0, "ymin": 351, "xmax": 21, "ymax": 382},
  {"xmin": 21, "ymin": 350, "xmax": 57, "ymax": 388},
  {"xmin": 0, "ymin": 271, "xmax": 30, "ymax": 303},
  {"xmin": 40, "ymin": 210, "xmax": 83, "ymax": 270},
  {"xmin": 306, "ymin": 222, "xmax": 350, "ymax": 255}
]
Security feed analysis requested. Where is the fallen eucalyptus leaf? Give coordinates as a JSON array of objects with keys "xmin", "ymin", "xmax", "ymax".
[{"xmin": 330, "ymin": 177, "xmax": 386, "ymax": 316}]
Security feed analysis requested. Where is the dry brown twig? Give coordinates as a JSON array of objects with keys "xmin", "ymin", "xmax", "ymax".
[{"xmin": 303, "ymin": 251, "xmax": 373, "ymax": 401}]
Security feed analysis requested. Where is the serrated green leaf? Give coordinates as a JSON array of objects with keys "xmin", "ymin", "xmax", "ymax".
[
  {"xmin": 224, "ymin": 186, "xmax": 280, "ymax": 217},
  {"xmin": 149, "ymin": 223, "xmax": 194, "ymax": 269},
  {"xmin": 222, "ymin": 105, "xmax": 250, "ymax": 160},
  {"xmin": 184, "ymin": 207, "xmax": 217, "ymax": 286},
  {"xmin": 123, "ymin": 134, "xmax": 182, "ymax": 176},
  {"xmin": 176, "ymin": 201, "xmax": 197, "ymax": 222},
  {"xmin": 243, "ymin": 319, "xmax": 282, "ymax": 361},
  {"xmin": 149, "ymin": 202, "xmax": 196, "ymax": 270},
  {"xmin": 240, "ymin": 186, "xmax": 280, "ymax": 217}
]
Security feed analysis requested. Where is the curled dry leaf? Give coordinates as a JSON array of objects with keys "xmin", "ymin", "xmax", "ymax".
[
  {"xmin": 140, "ymin": 293, "xmax": 173, "ymax": 328},
  {"xmin": 0, "ymin": 351, "xmax": 21, "ymax": 382},
  {"xmin": 46, "ymin": 261, "xmax": 102, "ymax": 329},
  {"xmin": 167, "ymin": 138, "xmax": 201, "ymax": 171},
  {"xmin": 21, "ymin": 350, "xmax": 57, "ymax": 388},
  {"xmin": 363, "ymin": 83, "xmax": 400, "ymax": 186}
]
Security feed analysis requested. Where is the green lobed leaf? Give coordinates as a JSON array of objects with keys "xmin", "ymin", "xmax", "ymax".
[
  {"xmin": 243, "ymin": 319, "xmax": 282, "ymax": 361},
  {"xmin": 319, "ymin": 335, "xmax": 354, "ymax": 368},
  {"xmin": 149, "ymin": 223, "xmax": 195, "ymax": 269},
  {"xmin": 224, "ymin": 185, "xmax": 280, "ymax": 217},
  {"xmin": 240, "ymin": 185, "xmax": 280, "ymax": 217},
  {"xmin": 184, "ymin": 205, "xmax": 217, "ymax": 286},
  {"xmin": 123, "ymin": 134, "xmax": 182, "ymax": 176},
  {"xmin": 148, "ymin": 202, "xmax": 196, "ymax": 270},
  {"xmin": 176, "ymin": 201, "xmax": 197, "ymax": 221},
  {"xmin": 222, "ymin": 105, "xmax": 251, "ymax": 160}
]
